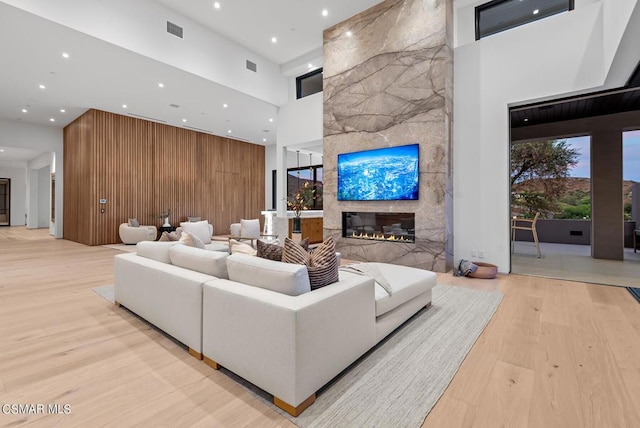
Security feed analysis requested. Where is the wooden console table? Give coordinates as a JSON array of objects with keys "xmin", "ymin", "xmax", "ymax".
[{"xmin": 288, "ymin": 217, "xmax": 323, "ymax": 244}]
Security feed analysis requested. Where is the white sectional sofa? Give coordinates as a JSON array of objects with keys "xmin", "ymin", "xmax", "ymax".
[
  {"xmin": 113, "ymin": 242, "xmax": 436, "ymax": 416},
  {"xmin": 113, "ymin": 241, "xmax": 229, "ymax": 359},
  {"xmin": 201, "ymin": 254, "xmax": 436, "ymax": 416}
]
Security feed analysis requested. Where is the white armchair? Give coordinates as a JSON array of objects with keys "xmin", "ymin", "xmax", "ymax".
[
  {"xmin": 229, "ymin": 218, "xmax": 277, "ymax": 248},
  {"xmin": 119, "ymin": 223, "xmax": 157, "ymax": 244}
]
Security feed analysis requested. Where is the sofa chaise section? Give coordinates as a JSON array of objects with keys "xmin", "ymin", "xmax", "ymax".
[{"xmin": 202, "ymin": 259, "xmax": 377, "ymax": 416}]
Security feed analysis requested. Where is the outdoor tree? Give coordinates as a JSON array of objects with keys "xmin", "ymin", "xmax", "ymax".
[{"xmin": 511, "ymin": 140, "xmax": 579, "ymax": 217}]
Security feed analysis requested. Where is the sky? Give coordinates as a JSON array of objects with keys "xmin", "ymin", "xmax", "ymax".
[{"xmin": 565, "ymin": 130, "xmax": 640, "ymax": 182}]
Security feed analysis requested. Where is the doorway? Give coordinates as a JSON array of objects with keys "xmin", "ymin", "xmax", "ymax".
[
  {"xmin": 510, "ymin": 134, "xmax": 640, "ymax": 287},
  {"xmin": 0, "ymin": 178, "xmax": 10, "ymax": 226}
]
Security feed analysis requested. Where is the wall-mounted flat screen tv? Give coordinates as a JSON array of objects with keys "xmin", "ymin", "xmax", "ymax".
[{"xmin": 337, "ymin": 144, "xmax": 419, "ymax": 201}]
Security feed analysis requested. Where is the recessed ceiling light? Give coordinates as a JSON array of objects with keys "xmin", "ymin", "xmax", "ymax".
[
  {"xmin": 60, "ymin": 109, "xmax": 66, "ymax": 113},
  {"xmin": 308, "ymin": 63, "xmax": 313, "ymax": 69},
  {"xmin": 158, "ymin": 82, "xmax": 165, "ymax": 88},
  {"xmin": 122, "ymin": 104, "xmax": 127, "ymax": 109},
  {"xmin": 62, "ymin": 52, "xmax": 70, "ymax": 59},
  {"xmin": 227, "ymin": 130, "xmax": 232, "ymax": 134},
  {"xmin": 214, "ymin": 1, "xmax": 221, "ymax": 9},
  {"xmin": 49, "ymin": 118, "xmax": 55, "ymax": 122},
  {"xmin": 533, "ymin": 9, "xmax": 539, "ymax": 15},
  {"xmin": 223, "ymin": 103, "xmax": 228, "ymax": 108},
  {"xmin": 346, "ymin": 31, "xmax": 353, "ymax": 37},
  {"xmin": 269, "ymin": 118, "xmax": 274, "ymax": 122},
  {"xmin": 262, "ymin": 138, "xmax": 267, "ymax": 142},
  {"xmin": 322, "ymin": 9, "xmax": 328, "ymax": 17},
  {"xmin": 271, "ymin": 36, "xmax": 277, "ymax": 43},
  {"xmin": 21, "ymin": 108, "xmax": 27, "ymax": 113},
  {"xmin": 524, "ymin": 118, "xmax": 529, "ymax": 122},
  {"xmin": 182, "ymin": 118, "xmax": 187, "ymax": 123},
  {"xmin": 39, "ymin": 84, "xmax": 46, "ymax": 89},
  {"xmin": 0, "ymin": 149, "xmax": 4, "ymax": 152}
]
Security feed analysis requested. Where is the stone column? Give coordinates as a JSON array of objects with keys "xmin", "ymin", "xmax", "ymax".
[{"xmin": 323, "ymin": 0, "xmax": 453, "ymax": 272}]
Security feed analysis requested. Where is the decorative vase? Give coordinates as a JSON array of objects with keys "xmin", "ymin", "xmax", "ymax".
[
  {"xmin": 163, "ymin": 216, "xmax": 170, "ymax": 227},
  {"xmin": 293, "ymin": 216, "xmax": 301, "ymax": 233}
]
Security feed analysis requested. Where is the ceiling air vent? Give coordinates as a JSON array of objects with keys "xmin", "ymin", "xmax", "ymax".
[
  {"xmin": 169, "ymin": 103, "xmax": 180, "ymax": 108},
  {"xmin": 246, "ymin": 60, "xmax": 257, "ymax": 72},
  {"xmin": 167, "ymin": 21, "xmax": 183, "ymax": 39}
]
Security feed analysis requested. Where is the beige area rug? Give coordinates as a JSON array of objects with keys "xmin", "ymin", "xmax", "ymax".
[
  {"xmin": 92, "ymin": 285, "xmax": 115, "ymax": 304},
  {"xmin": 101, "ymin": 243, "xmax": 137, "ymax": 253},
  {"xmin": 226, "ymin": 285, "xmax": 504, "ymax": 427},
  {"xmin": 90, "ymin": 283, "xmax": 503, "ymax": 427}
]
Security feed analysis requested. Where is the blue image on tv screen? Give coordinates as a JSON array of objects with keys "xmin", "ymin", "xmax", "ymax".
[{"xmin": 337, "ymin": 144, "xmax": 419, "ymax": 201}]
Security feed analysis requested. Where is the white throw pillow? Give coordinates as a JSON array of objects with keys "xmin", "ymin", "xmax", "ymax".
[
  {"xmin": 179, "ymin": 232, "xmax": 206, "ymax": 249},
  {"xmin": 226, "ymin": 253, "xmax": 311, "ymax": 296},
  {"xmin": 169, "ymin": 244, "xmax": 228, "ymax": 279},
  {"xmin": 229, "ymin": 239, "xmax": 257, "ymax": 256},
  {"xmin": 179, "ymin": 220, "xmax": 212, "ymax": 244},
  {"xmin": 240, "ymin": 219, "xmax": 260, "ymax": 239}
]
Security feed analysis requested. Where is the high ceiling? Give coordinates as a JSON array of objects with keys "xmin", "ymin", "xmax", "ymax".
[
  {"xmin": 0, "ymin": 0, "xmax": 383, "ymax": 163},
  {"xmin": 154, "ymin": 0, "xmax": 384, "ymax": 65}
]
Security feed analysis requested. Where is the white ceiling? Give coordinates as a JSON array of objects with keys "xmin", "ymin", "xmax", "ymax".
[
  {"xmin": 0, "ymin": 147, "xmax": 45, "ymax": 163},
  {"xmin": 0, "ymin": 0, "xmax": 383, "ymax": 163},
  {"xmin": 154, "ymin": 0, "xmax": 384, "ymax": 65}
]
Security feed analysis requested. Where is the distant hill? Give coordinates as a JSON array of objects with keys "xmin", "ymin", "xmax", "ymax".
[
  {"xmin": 513, "ymin": 177, "xmax": 636, "ymax": 218},
  {"xmin": 515, "ymin": 177, "xmax": 634, "ymax": 200}
]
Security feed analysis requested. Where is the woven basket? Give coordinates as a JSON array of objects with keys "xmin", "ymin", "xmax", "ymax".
[{"xmin": 468, "ymin": 262, "xmax": 497, "ymax": 279}]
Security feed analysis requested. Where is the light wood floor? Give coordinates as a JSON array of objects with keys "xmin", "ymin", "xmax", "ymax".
[{"xmin": 1, "ymin": 227, "xmax": 639, "ymax": 427}]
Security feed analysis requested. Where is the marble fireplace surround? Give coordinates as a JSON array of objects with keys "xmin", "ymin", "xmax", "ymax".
[{"xmin": 322, "ymin": 0, "xmax": 453, "ymax": 272}]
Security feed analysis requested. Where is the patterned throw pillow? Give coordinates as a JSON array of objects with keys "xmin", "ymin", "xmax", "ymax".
[
  {"xmin": 179, "ymin": 232, "xmax": 205, "ymax": 249},
  {"xmin": 168, "ymin": 231, "xmax": 181, "ymax": 241},
  {"xmin": 282, "ymin": 237, "xmax": 310, "ymax": 265},
  {"xmin": 308, "ymin": 237, "xmax": 339, "ymax": 290},
  {"xmin": 128, "ymin": 218, "xmax": 140, "ymax": 227},
  {"xmin": 256, "ymin": 239, "xmax": 283, "ymax": 261},
  {"xmin": 159, "ymin": 231, "xmax": 171, "ymax": 241}
]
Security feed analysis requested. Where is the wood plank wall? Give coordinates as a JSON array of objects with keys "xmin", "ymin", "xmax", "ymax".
[{"xmin": 63, "ymin": 109, "xmax": 265, "ymax": 245}]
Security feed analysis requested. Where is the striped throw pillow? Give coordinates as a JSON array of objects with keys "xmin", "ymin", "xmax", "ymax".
[
  {"xmin": 308, "ymin": 237, "xmax": 339, "ymax": 290},
  {"xmin": 282, "ymin": 237, "xmax": 310, "ymax": 265}
]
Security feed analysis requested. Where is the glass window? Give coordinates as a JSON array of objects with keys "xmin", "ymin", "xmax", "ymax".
[
  {"xmin": 296, "ymin": 68, "xmax": 323, "ymax": 99},
  {"xmin": 287, "ymin": 165, "xmax": 323, "ymax": 210},
  {"xmin": 476, "ymin": 0, "xmax": 574, "ymax": 40}
]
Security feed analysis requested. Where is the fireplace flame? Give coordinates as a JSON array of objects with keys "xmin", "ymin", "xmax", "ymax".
[{"xmin": 350, "ymin": 232, "xmax": 413, "ymax": 243}]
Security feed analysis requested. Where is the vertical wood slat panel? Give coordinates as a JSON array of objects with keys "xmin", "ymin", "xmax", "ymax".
[
  {"xmin": 63, "ymin": 110, "xmax": 94, "ymax": 245},
  {"xmin": 63, "ymin": 109, "xmax": 265, "ymax": 245}
]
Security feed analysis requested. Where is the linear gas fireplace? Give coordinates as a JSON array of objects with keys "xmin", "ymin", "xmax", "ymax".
[{"xmin": 342, "ymin": 212, "xmax": 415, "ymax": 243}]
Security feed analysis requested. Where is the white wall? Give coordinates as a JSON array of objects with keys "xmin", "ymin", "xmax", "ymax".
[
  {"xmin": 37, "ymin": 166, "xmax": 50, "ymax": 228},
  {"xmin": 0, "ymin": 164, "xmax": 26, "ymax": 226},
  {"xmin": 2, "ymin": 0, "xmax": 287, "ymax": 106},
  {"xmin": 276, "ymin": 92, "xmax": 323, "ymax": 147},
  {"xmin": 26, "ymin": 152, "xmax": 54, "ymax": 229},
  {"xmin": 26, "ymin": 169, "xmax": 38, "ymax": 229},
  {"xmin": 265, "ymin": 144, "xmax": 276, "ymax": 211},
  {"xmin": 453, "ymin": 0, "xmax": 640, "ymax": 272},
  {"xmin": 0, "ymin": 120, "xmax": 63, "ymax": 237}
]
